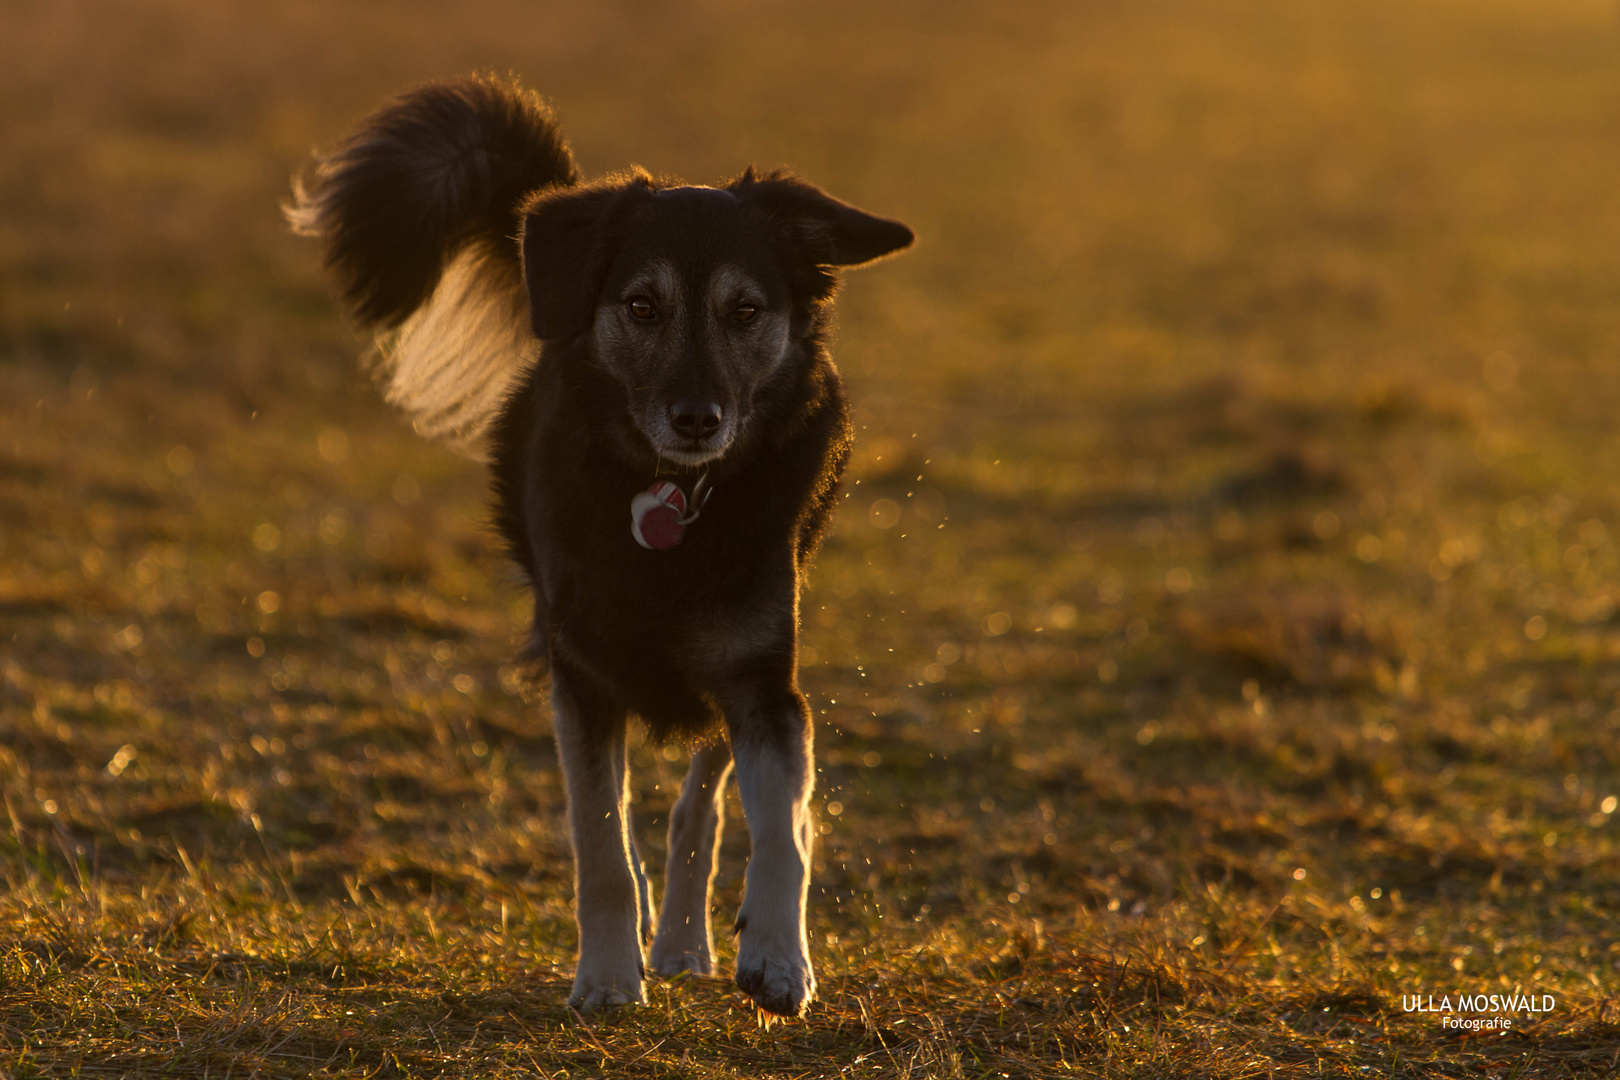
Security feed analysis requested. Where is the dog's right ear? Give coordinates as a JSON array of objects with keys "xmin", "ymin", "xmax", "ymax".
[{"xmin": 520, "ymin": 172, "xmax": 653, "ymax": 341}]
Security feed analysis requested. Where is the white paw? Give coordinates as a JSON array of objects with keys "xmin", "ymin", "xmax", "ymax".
[
  {"xmin": 569, "ymin": 984, "xmax": 643, "ymax": 1009},
  {"xmin": 569, "ymin": 969, "xmax": 644, "ymax": 1009},
  {"xmin": 649, "ymin": 943, "xmax": 714, "ymax": 977},
  {"xmin": 734, "ymin": 943, "xmax": 815, "ymax": 1017}
]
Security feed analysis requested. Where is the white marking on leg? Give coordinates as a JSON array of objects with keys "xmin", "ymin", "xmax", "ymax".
[
  {"xmin": 731, "ymin": 706, "xmax": 817, "ymax": 1016},
  {"xmin": 650, "ymin": 741, "xmax": 734, "ymax": 976},
  {"xmin": 552, "ymin": 683, "xmax": 645, "ymax": 1007}
]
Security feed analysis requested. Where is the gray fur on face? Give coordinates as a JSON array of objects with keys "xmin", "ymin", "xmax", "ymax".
[{"xmin": 591, "ymin": 262, "xmax": 793, "ymax": 467}]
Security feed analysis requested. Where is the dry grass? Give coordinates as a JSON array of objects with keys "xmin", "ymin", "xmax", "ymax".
[{"xmin": 4, "ymin": 0, "xmax": 1620, "ymax": 1075}]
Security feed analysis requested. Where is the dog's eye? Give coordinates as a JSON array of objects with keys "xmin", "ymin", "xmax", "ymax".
[
  {"xmin": 732, "ymin": 304, "xmax": 758, "ymax": 324},
  {"xmin": 628, "ymin": 297, "xmax": 655, "ymax": 321}
]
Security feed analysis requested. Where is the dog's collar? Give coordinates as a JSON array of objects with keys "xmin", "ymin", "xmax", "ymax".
[{"xmin": 630, "ymin": 469, "xmax": 712, "ymax": 550}]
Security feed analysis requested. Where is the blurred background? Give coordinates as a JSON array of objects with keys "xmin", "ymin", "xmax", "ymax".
[{"xmin": 3, "ymin": 0, "xmax": 1619, "ymax": 1074}]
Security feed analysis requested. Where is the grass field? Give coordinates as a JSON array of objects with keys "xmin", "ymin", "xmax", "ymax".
[{"xmin": 4, "ymin": 0, "xmax": 1620, "ymax": 1075}]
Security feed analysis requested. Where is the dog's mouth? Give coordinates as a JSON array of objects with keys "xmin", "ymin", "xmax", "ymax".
[{"xmin": 653, "ymin": 435, "xmax": 732, "ymax": 468}]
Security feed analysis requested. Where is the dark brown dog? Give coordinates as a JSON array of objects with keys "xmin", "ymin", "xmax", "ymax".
[{"xmin": 288, "ymin": 74, "xmax": 911, "ymax": 1015}]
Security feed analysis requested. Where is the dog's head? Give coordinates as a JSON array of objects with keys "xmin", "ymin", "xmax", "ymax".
[{"xmin": 520, "ymin": 169, "xmax": 912, "ymax": 467}]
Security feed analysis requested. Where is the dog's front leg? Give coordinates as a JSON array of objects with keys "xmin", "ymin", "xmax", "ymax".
[
  {"xmin": 551, "ymin": 673, "xmax": 645, "ymax": 1007},
  {"xmin": 650, "ymin": 740, "xmax": 733, "ymax": 976},
  {"xmin": 729, "ymin": 695, "xmax": 816, "ymax": 1016}
]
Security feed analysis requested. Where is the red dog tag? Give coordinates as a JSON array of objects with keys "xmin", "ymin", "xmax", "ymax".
[{"xmin": 631, "ymin": 481, "xmax": 688, "ymax": 550}]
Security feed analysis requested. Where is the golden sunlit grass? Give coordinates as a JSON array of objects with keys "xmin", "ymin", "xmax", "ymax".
[{"xmin": 4, "ymin": 0, "xmax": 1620, "ymax": 1075}]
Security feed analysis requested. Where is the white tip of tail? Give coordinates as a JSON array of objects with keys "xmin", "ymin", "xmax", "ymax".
[
  {"xmin": 371, "ymin": 247, "xmax": 535, "ymax": 460},
  {"xmin": 282, "ymin": 176, "xmax": 323, "ymax": 237}
]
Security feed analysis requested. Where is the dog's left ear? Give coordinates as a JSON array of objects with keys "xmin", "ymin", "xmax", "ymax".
[
  {"xmin": 732, "ymin": 170, "xmax": 914, "ymax": 270},
  {"xmin": 521, "ymin": 171, "xmax": 654, "ymax": 340}
]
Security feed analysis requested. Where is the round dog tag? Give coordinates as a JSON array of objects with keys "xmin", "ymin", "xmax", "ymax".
[{"xmin": 631, "ymin": 481, "xmax": 688, "ymax": 550}]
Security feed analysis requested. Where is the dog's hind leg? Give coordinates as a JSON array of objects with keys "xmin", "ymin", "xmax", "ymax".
[
  {"xmin": 728, "ymin": 696, "xmax": 817, "ymax": 1017},
  {"xmin": 551, "ymin": 672, "xmax": 645, "ymax": 1008},
  {"xmin": 631, "ymin": 834, "xmax": 655, "ymax": 947},
  {"xmin": 650, "ymin": 741, "xmax": 734, "ymax": 976}
]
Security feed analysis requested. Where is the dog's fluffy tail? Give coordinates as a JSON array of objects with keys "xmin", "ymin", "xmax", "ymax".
[{"xmin": 286, "ymin": 74, "xmax": 576, "ymax": 457}]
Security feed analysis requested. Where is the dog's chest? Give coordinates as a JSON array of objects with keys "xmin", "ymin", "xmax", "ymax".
[
  {"xmin": 541, "ymin": 501, "xmax": 796, "ymax": 731},
  {"xmin": 546, "ymin": 478, "xmax": 790, "ymax": 629}
]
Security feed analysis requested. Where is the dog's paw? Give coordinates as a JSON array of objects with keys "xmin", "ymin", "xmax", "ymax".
[
  {"xmin": 568, "ymin": 965, "xmax": 645, "ymax": 1009},
  {"xmin": 649, "ymin": 944, "xmax": 714, "ymax": 977},
  {"xmin": 734, "ymin": 949, "xmax": 815, "ymax": 1017},
  {"xmin": 569, "ymin": 982, "xmax": 644, "ymax": 1009}
]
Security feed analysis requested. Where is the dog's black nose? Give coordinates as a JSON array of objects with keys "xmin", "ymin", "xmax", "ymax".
[{"xmin": 670, "ymin": 400, "xmax": 723, "ymax": 440}]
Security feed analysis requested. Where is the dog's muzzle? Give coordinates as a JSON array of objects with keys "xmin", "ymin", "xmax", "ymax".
[
  {"xmin": 651, "ymin": 398, "xmax": 734, "ymax": 465},
  {"xmin": 669, "ymin": 399, "xmax": 723, "ymax": 440}
]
